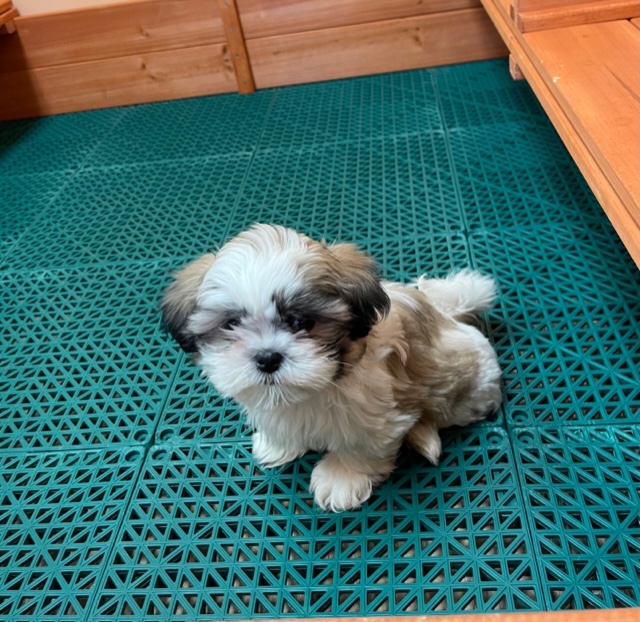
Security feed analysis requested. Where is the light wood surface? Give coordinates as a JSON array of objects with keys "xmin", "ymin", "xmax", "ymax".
[
  {"xmin": 630, "ymin": 17, "xmax": 640, "ymax": 28},
  {"xmin": 526, "ymin": 21, "xmax": 640, "ymax": 225},
  {"xmin": 217, "ymin": 0, "xmax": 255, "ymax": 93},
  {"xmin": 248, "ymin": 8, "xmax": 507, "ymax": 88},
  {"xmin": 513, "ymin": 0, "xmax": 640, "ymax": 32},
  {"xmin": 0, "ymin": 0, "xmax": 224, "ymax": 71},
  {"xmin": 237, "ymin": 0, "xmax": 481, "ymax": 38},
  {"xmin": 481, "ymin": 0, "xmax": 640, "ymax": 268},
  {"xmin": 0, "ymin": 43, "xmax": 235, "ymax": 118},
  {"xmin": 237, "ymin": 610, "xmax": 640, "ymax": 622}
]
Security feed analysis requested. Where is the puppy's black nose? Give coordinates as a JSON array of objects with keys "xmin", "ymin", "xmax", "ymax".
[{"xmin": 255, "ymin": 351, "xmax": 283, "ymax": 374}]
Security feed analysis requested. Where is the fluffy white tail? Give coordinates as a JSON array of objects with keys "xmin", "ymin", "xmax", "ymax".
[{"xmin": 416, "ymin": 269, "xmax": 497, "ymax": 319}]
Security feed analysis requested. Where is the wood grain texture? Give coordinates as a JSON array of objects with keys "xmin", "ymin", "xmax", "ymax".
[
  {"xmin": 232, "ymin": 610, "xmax": 640, "ymax": 622},
  {"xmin": 248, "ymin": 7, "xmax": 507, "ymax": 88},
  {"xmin": 481, "ymin": 0, "xmax": 640, "ymax": 268},
  {"xmin": 237, "ymin": 0, "xmax": 481, "ymax": 38},
  {"xmin": 514, "ymin": 0, "xmax": 640, "ymax": 32},
  {"xmin": 526, "ymin": 20, "xmax": 640, "ymax": 224},
  {"xmin": 0, "ymin": 0, "xmax": 224, "ymax": 71},
  {"xmin": 0, "ymin": 43, "xmax": 235, "ymax": 119},
  {"xmin": 217, "ymin": 0, "xmax": 255, "ymax": 93}
]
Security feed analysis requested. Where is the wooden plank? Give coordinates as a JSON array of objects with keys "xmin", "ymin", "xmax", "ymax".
[
  {"xmin": 0, "ymin": 43, "xmax": 235, "ymax": 119},
  {"xmin": 248, "ymin": 7, "xmax": 508, "ymax": 89},
  {"xmin": 526, "ymin": 21, "xmax": 640, "ymax": 225},
  {"xmin": 237, "ymin": 0, "xmax": 481, "ymax": 38},
  {"xmin": 481, "ymin": 0, "xmax": 640, "ymax": 269},
  {"xmin": 232, "ymin": 611, "xmax": 640, "ymax": 622},
  {"xmin": 631, "ymin": 17, "xmax": 640, "ymax": 28},
  {"xmin": 0, "ymin": 7, "xmax": 18, "ymax": 32},
  {"xmin": 0, "ymin": 0, "xmax": 224, "ymax": 71},
  {"xmin": 217, "ymin": 0, "xmax": 255, "ymax": 93},
  {"xmin": 514, "ymin": 0, "xmax": 640, "ymax": 32}
]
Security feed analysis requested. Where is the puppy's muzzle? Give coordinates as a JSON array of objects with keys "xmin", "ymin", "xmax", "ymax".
[{"xmin": 255, "ymin": 351, "xmax": 284, "ymax": 374}]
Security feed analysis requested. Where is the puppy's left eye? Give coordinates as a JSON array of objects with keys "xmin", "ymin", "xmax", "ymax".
[
  {"xmin": 222, "ymin": 317, "xmax": 241, "ymax": 330},
  {"xmin": 287, "ymin": 316, "xmax": 315, "ymax": 333}
]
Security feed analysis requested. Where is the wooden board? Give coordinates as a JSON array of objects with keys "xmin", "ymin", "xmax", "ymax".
[
  {"xmin": 513, "ymin": 0, "xmax": 640, "ymax": 32},
  {"xmin": 237, "ymin": 0, "xmax": 481, "ymax": 38},
  {"xmin": 0, "ymin": 0, "xmax": 224, "ymax": 71},
  {"xmin": 0, "ymin": 43, "xmax": 235, "ymax": 118},
  {"xmin": 248, "ymin": 7, "xmax": 507, "ymax": 88},
  {"xmin": 239, "ymin": 611, "xmax": 640, "ymax": 622},
  {"xmin": 481, "ymin": 0, "xmax": 640, "ymax": 269},
  {"xmin": 631, "ymin": 17, "xmax": 640, "ymax": 28},
  {"xmin": 526, "ymin": 21, "xmax": 640, "ymax": 225}
]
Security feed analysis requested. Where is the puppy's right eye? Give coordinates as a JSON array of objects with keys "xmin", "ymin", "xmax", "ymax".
[{"xmin": 222, "ymin": 317, "xmax": 241, "ymax": 330}]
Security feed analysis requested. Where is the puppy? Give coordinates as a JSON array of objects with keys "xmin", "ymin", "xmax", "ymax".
[{"xmin": 161, "ymin": 224, "xmax": 502, "ymax": 511}]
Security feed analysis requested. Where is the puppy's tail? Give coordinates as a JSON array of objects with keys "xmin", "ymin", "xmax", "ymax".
[{"xmin": 416, "ymin": 269, "xmax": 496, "ymax": 320}]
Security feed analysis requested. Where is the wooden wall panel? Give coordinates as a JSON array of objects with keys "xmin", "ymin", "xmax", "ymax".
[
  {"xmin": 248, "ymin": 8, "xmax": 507, "ymax": 89},
  {"xmin": 0, "ymin": 0, "xmax": 224, "ymax": 71},
  {"xmin": 237, "ymin": 0, "xmax": 482, "ymax": 38},
  {"xmin": 0, "ymin": 44, "xmax": 235, "ymax": 118}
]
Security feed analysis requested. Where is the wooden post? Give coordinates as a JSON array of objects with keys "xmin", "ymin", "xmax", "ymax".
[
  {"xmin": 217, "ymin": 0, "xmax": 256, "ymax": 94},
  {"xmin": 0, "ymin": 1, "xmax": 18, "ymax": 35}
]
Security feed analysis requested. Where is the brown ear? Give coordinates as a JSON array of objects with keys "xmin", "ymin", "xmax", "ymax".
[
  {"xmin": 329, "ymin": 243, "xmax": 390, "ymax": 339},
  {"xmin": 160, "ymin": 254, "xmax": 215, "ymax": 352}
]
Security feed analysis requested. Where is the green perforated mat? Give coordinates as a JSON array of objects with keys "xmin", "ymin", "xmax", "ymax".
[{"xmin": 1, "ymin": 59, "xmax": 639, "ymax": 621}]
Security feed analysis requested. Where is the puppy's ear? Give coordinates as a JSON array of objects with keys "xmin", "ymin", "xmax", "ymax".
[
  {"xmin": 160, "ymin": 254, "xmax": 215, "ymax": 353},
  {"xmin": 329, "ymin": 243, "xmax": 390, "ymax": 339}
]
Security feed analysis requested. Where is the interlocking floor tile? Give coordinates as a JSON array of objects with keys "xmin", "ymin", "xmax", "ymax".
[
  {"xmin": 227, "ymin": 134, "xmax": 462, "ymax": 243},
  {"xmin": 512, "ymin": 426, "xmax": 640, "ymax": 609},
  {"xmin": 0, "ymin": 447, "xmax": 144, "ymax": 622},
  {"xmin": 0, "ymin": 108, "xmax": 125, "ymax": 175},
  {"xmin": 0, "ymin": 262, "xmax": 177, "ymax": 452},
  {"xmin": 90, "ymin": 428, "xmax": 542, "ymax": 620},
  {"xmin": 86, "ymin": 92, "xmax": 275, "ymax": 167},
  {"xmin": 2, "ymin": 157, "xmax": 251, "ymax": 270},
  {"xmin": 259, "ymin": 70, "xmax": 442, "ymax": 149}
]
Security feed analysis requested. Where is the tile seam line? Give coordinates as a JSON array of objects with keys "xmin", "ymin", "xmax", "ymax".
[
  {"xmin": 218, "ymin": 91, "xmax": 279, "ymax": 242},
  {"xmin": 430, "ymin": 71, "xmax": 470, "ymax": 239},
  {"xmin": 81, "ymin": 443, "xmax": 152, "ymax": 622},
  {"xmin": 0, "ymin": 168, "xmax": 77, "ymax": 268}
]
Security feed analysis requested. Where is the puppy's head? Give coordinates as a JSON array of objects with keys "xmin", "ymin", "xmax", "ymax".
[{"xmin": 160, "ymin": 224, "xmax": 389, "ymax": 409}]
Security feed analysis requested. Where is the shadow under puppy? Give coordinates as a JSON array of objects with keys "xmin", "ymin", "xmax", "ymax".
[{"xmin": 161, "ymin": 224, "xmax": 502, "ymax": 511}]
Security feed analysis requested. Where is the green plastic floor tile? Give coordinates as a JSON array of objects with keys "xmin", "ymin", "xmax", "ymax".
[
  {"xmin": 470, "ymin": 226, "xmax": 640, "ymax": 309},
  {"xmin": 86, "ymin": 92, "xmax": 275, "ymax": 167},
  {"xmin": 1, "ymin": 58, "xmax": 639, "ymax": 621},
  {"xmin": 491, "ymin": 303, "xmax": 640, "ymax": 426},
  {"xmin": 0, "ymin": 447, "xmax": 144, "ymax": 622},
  {"xmin": 512, "ymin": 426, "xmax": 640, "ymax": 609},
  {"xmin": 91, "ymin": 428, "xmax": 542, "ymax": 620},
  {"xmin": 434, "ymin": 61, "xmax": 546, "ymax": 128},
  {"xmin": 259, "ymin": 70, "xmax": 442, "ymax": 149},
  {"xmin": 227, "ymin": 134, "xmax": 462, "ymax": 244},
  {"xmin": 0, "ymin": 262, "xmax": 177, "ymax": 452},
  {"xmin": 0, "ymin": 108, "xmax": 125, "ymax": 175},
  {"xmin": 0, "ymin": 173, "xmax": 69, "ymax": 257},
  {"xmin": 1, "ymin": 157, "xmax": 251, "ymax": 270}
]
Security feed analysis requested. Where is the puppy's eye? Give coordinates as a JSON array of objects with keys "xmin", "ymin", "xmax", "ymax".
[
  {"xmin": 222, "ymin": 317, "xmax": 241, "ymax": 331},
  {"xmin": 287, "ymin": 316, "xmax": 315, "ymax": 333}
]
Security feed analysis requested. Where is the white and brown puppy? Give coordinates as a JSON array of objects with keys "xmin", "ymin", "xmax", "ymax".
[{"xmin": 161, "ymin": 224, "xmax": 502, "ymax": 511}]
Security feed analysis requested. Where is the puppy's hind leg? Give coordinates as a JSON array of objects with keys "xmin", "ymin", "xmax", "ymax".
[{"xmin": 406, "ymin": 420, "xmax": 442, "ymax": 465}]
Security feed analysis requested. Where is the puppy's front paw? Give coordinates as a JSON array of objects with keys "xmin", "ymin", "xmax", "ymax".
[
  {"xmin": 310, "ymin": 454, "xmax": 375, "ymax": 512},
  {"xmin": 252, "ymin": 431, "xmax": 301, "ymax": 468}
]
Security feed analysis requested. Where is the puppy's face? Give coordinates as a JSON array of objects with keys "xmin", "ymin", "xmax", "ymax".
[{"xmin": 161, "ymin": 225, "xmax": 389, "ymax": 410}]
